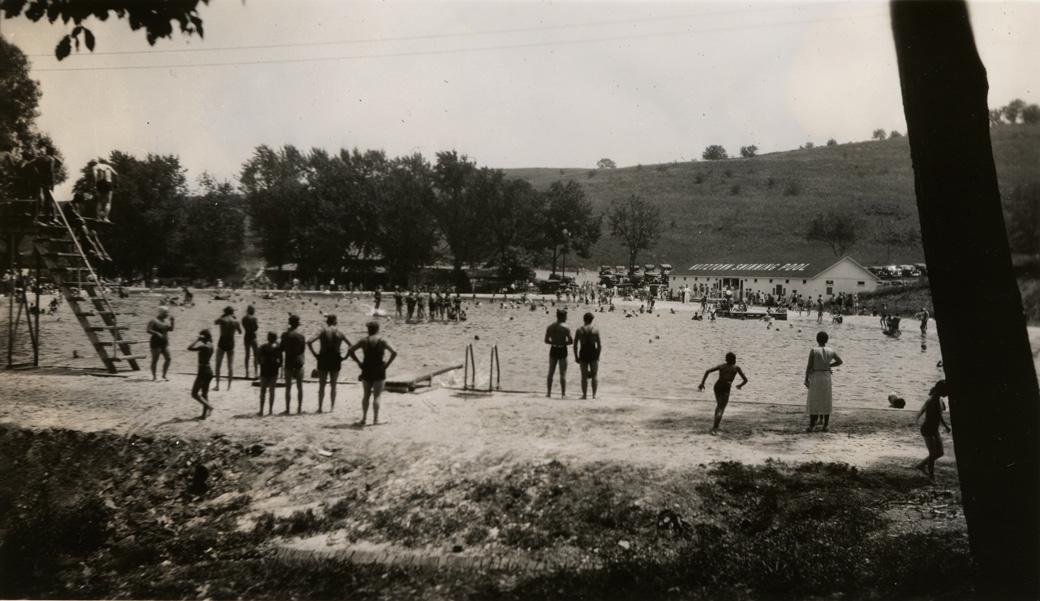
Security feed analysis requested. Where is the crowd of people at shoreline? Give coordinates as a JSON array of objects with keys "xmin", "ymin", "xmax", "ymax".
[{"xmin": 146, "ymin": 305, "xmax": 396, "ymax": 427}]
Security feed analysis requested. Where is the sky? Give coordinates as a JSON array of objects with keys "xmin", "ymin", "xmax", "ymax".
[{"xmin": 2, "ymin": 0, "xmax": 1038, "ymax": 198}]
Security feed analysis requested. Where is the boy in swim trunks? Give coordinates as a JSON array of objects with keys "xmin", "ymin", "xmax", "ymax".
[
  {"xmin": 545, "ymin": 309, "xmax": 573, "ymax": 398},
  {"xmin": 307, "ymin": 314, "xmax": 350, "ymax": 413},
  {"xmin": 281, "ymin": 314, "xmax": 307, "ymax": 414},
  {"xmin": 213, "ymin": 306, "xmax": 242, "ymax": 390},
  {"xmin": 698, "ymin": 352, "xmax": 749, "ymax": 435},
  {"xmin": 573, "ymin": 312, "xmax": 602, "ymax": 399},
  {"xmin": 257, "ymin": 332, "xmax": 281, "ymax": 416}
]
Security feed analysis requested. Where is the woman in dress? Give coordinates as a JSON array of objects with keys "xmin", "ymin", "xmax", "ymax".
[{"xmin": 804, "ymin": 331, "xmax": 843, "ymax": 432}]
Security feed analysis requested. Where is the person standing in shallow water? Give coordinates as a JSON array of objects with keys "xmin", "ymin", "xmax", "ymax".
[
  {"xmin": 186, "ymin": 329, "xmax": 215, "ymax": 419},
  {"xmin": 805, "ymin": 331, "xmax": 843, "ymax": 432},
  {"xmin": 698, "ymin": 352, "xmax": 749, "ymax": 435},
  {"xmin": 347, "ymin": 321, "xmax": 397, "ymax": 425},
  {"xmin": 545, "ymin": 309, "xmax": 573, "ymax": 397},
  {"xmin": 573, "ymin": 312, "xmax": 601, "ymax": 399}
]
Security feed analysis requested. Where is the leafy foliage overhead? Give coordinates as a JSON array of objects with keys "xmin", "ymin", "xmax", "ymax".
[{"xmin": 1, "ymin": 0, "xmax": 210, "ymax": 60}]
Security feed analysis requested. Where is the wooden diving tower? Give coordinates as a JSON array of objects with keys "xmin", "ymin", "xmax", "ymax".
[{"xmin": 2, "ymin": 195, "xmax": 143, "ymax": 373}]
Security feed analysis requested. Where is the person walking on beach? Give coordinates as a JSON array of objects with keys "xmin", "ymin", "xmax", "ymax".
[
  {"xmin": 347, "ymin": 321, "xmax": 397, "ymax": 425},
  {"xmin": 213, "ymin": 306, "xmax": 242, "ymax": 391},
  {"xmin": 281, "ymin": 314, "xmax": 307, "ymax": 414},
  {"xmin": 573, "ymin": 312, "xmax": 602, "ymax": 399},
  {"xmin": 186, "ymin": 329, "xmax": 215, "ymax": 419},
  {"xmin": 147, "ymin": 307, "xmax": 175, "ymax": 381},
  {"xmin": 545, "ymin": 309, "xmax": 573, "ymax": 397},
  {"xmin": 698, "ymin": 352, "xmax": 749, "ymax": 435},
  {"xmin": 816, "ymin": 296, "xmax": 824, "ymax": 324},
  {"xmin": 307, "ymin": 314, "xmax": 350, "ymax": 413},
  {"xmin": 257, "ymin": 332, "xmax": 281, "ymax": 416},
  {"xmin": 242, "ymin": 305, "xmax": 260, "ymax": 379},
  {"xmin": 915, "ymin": 379, "xmax": 951, "ymax": 484},
  {"xmin": 804, "ymin": 331, "xmax": 843, "ymax": 432}
]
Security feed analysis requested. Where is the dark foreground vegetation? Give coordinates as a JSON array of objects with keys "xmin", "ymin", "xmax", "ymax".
[{"xmin": 0, "ymin": 426, "xmax": 971, "ymax": 600}]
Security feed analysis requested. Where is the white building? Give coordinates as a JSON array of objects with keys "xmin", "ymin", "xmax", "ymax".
[{"xmin": 668, "ymin": 256, "xmax": 879, "ymax": 300}]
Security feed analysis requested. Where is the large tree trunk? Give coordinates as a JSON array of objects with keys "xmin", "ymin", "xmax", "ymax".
[{"xmin": 891, "ymin": 3, "xmax": 1038, "ymax": 598}]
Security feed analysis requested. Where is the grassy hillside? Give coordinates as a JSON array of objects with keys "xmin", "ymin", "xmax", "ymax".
[{"xmin": 506, "ymin": 124, "xmax": 1040, "ymax": 271}]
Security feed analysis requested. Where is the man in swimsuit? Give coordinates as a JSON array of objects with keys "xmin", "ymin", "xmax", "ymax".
[
  {"xmin": 93, "ymin": 158, "xmax": 117, "ymax": 222},
  {"xmin": 281, "ymin": 314, "xmax": 307, "ymax": 414},
  {"xmin": 213, "ymin": 306, "xmax": 242, "ymax": 390},
  {"xmin": 698, "ymin": 352, "xmax": 749, "ymax": 435},
  {"xmin": 573, "ymin": 312, "xmax": 602, "ymax": 399},
  {"xmin": 347, "ymin": 321, "xmax": 397, "ymax": 425},
  {"xmin": 307, "ymin": 314, "xmax": 350, "ymax": 413},
  {"xmin": 545, "ymin": 309, "xmax": 573, "ymax": 398},
  {"xmin": 147, "ymin": 307, "xmax": 175, "ymax": 381},
  {"xmin": 187, "ymin": 329, "xmax": 215, "ymax": 419},
  {"xmin": 242, "ymin": 305, "xmax": 260, "ymax": 379}
]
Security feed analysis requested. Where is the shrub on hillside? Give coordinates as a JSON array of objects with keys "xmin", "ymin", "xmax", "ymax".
[{"xmin": 783, "ymin": 179, "xmax": 803, "ymax": 196}]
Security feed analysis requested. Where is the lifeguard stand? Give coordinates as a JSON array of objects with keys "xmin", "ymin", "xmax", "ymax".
[{"xmin": 2, "ymin": 193, "xmax": 143, "ymax": 373}]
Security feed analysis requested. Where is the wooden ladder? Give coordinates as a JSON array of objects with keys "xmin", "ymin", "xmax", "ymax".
[{"xmin": 32, "ymin": 211, "xmax": 143, "ymax": 373}]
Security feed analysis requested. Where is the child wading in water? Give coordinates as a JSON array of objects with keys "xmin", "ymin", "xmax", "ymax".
[
  {"xmin": 915, "ymin": 379, "xmax": 951, "ymax": 484},
  {"xmin": 187, "ymin": 329, "xmax": 215, "ymax": 419},
  {"xmin": 698, "ymin": 352, "xmax": 749, "ymax": 435}
]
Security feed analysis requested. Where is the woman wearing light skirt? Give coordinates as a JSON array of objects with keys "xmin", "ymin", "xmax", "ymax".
[{"xmin": 804, "ymin": 331, "xmax": 843, "ymax": 432}]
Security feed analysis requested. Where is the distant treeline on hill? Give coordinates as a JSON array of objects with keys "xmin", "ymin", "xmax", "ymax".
[{"xmin": 505, "ymin": 122, "xmax": 1039, "ymax": 273}]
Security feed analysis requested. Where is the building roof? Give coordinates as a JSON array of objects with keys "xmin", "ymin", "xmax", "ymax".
[{"xmin": 674, "ymin": 256, "xmax": 878, "ymax": 280}]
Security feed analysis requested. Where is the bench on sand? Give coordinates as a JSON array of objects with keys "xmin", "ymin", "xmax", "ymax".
[{"xmin": 385, "ymin": 364, "xmax": 463, "ymax": 392}]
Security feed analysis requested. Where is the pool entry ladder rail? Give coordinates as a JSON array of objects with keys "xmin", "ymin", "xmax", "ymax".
[{"xmin": 463, "ymin": 343, "xmax": 501, "ymax": 392}]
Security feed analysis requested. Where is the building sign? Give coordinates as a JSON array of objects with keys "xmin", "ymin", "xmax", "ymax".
[{"xmin": 686, "ymin": 263, "xmax": 811, "ymax": 272}]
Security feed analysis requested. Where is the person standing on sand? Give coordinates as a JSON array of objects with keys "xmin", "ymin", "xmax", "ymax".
[
  {"xmin": 256, "ymin": 332, "xmax": 281, "ymax": 416},
  {"xmin": 545, "ymin": 309, "xmax": 573, "ymax": 397},
  {"xmin": 186, "ymin": 329, "xmax": 215, "ymax": 419},
  {"xmin": 698, "ymin": 352, "xmax": 749, "ymax": 435},
  {"xmin": 307, "ymin": 314, "xmax": 350, "ymax": 413},
  {"xmin": 573, "ymin": 312, "xmax": 601, "ymax": 399},
  {"xmin": 804, "ymin": 331, "xmax": 843, "ymax": 432},
  {"xmin": 242, "ymin": 305, "xmax": 260, "ymax": 379},
  {"xmin": 347, "ymin": 321, "xmax": 397, "ymax": 426},
  {"xmin": 213, "ymin": 306, "xmax": 242, "ymax": 391},
  {"xmin": 147, "ymin": 307, "xmax": 175, "ymax": 381},
  {"xmin": 280, "ymin": 314, "xmax": 307, "ymax": 414},
  {"xmin": 915, "ymin": 379, "xmax": 951, "ymax": 484}
]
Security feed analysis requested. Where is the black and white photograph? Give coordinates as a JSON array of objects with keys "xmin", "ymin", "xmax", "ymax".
[{"xmin": 1, "ymin": 1, "xmax": 1037, "ymax": 598}]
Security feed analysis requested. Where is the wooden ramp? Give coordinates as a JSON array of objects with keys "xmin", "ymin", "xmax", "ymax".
[{"xmin": 385, "ymin": 364, "xmax": 463, "ymax": 392}]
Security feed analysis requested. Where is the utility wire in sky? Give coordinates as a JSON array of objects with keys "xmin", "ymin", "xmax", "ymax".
[
  {"xmin": 32, "ymin": 11, "xmax": 887, "ymax": 73},
  {"xmin": 25, "ymin": 3, "xmax": 822, "ymax": 58}
]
